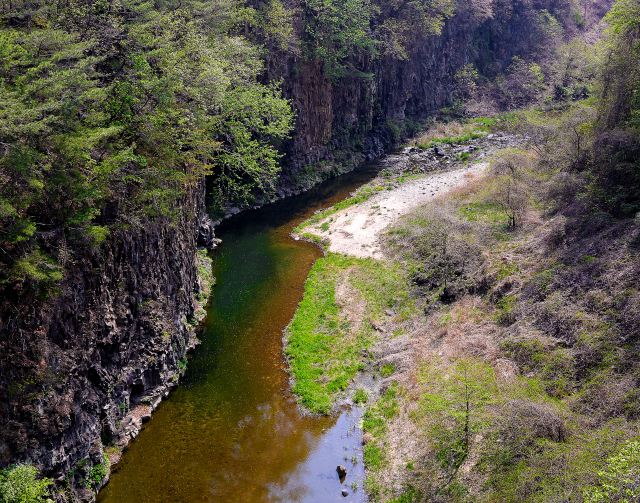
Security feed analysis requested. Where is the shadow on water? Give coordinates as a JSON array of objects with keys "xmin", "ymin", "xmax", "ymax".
[{"xmin": 97, "ymin": 161, "xmax": 382, "ymax": 503}]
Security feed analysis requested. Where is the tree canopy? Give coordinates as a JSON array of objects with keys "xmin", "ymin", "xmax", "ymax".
[{"xmin": 0, "ymin": 0, "xmax": 295, "ymax": 293}]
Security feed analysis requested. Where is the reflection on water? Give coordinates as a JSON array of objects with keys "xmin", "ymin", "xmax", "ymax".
[{"xmin": 97, "ymin": 163, "xmax": 380, "ymax": 503}]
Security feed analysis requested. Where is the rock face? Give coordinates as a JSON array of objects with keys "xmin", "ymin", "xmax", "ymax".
[
  {"xmin": 197, "ymin": 214, "xmax": 221, "ymax": 249},
  {"xmin": 0, "ymin": 186, "xmax": 211, "ymax": 499},
  {"xmin": 267, "ymin": 2, "xmax": 550, "ymax": 186}
]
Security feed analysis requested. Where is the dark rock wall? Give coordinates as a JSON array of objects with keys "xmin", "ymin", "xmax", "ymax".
[
  {"xmin": 267, "ymin": 0, "xmax": 579, "ymax": 185},
  {"xmin": 271, "ymin": 13, "xmax": 483, "ymax": 177},
  {"xmin": 0, "ymin": 187, "xmax": 207, "ymax": 499}
]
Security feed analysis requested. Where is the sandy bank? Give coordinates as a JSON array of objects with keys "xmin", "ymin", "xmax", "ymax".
[{"xmin": 301, "ymin": 162, "xmax": 488, "ymax": 258}]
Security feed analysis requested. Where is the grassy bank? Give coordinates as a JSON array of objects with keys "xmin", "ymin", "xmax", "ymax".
[
  {"xmin": 284, "ymin": 252, "xmax": 417, "ymax": 413},
  {"xmin": 286, "ymin": 110, "xmax": 640, "ymax": 501}
]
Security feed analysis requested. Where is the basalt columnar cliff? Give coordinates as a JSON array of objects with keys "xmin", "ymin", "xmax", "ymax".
[{"xmin": 0, "ymin": 0, "xmax": 607, "ymax": 500}]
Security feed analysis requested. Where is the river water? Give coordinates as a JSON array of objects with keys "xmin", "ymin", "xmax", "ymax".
[{"xmin": 96, "ymin": 161, "xmax": 382, "ymax": 503}]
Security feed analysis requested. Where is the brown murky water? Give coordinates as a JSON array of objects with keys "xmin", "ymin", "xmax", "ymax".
[{"xmin": 97, "ymin": 161, "xmax": 382, "ymax": 503}]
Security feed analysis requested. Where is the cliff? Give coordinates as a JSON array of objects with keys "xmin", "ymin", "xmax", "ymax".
[
  {"xmin": 0, "ymin": 185, "xmax": 217, "ymax": 500},
  {"xmin": 0, "ymin": 0, "xmax": 597, "ymax": 500},
  {"xmin": 265, "ymin": 0, "xmax": 583, "ymax": 192}
]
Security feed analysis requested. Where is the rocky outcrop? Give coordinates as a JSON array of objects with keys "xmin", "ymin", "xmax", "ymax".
[
  {"xmin": 0, "ymin": 186, "xmax": 212, "ymax": 500},
  {"xmin": 269, "ymin": 12, "xmax": 478, "ymax": 178},
  {"xmin": 263, "ymin": 1, "xmax": 576, "ymax": 191}
]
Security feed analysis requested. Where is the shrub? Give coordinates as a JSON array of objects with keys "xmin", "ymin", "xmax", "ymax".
[
  {"xmin": 0, "ymin": 464, "xmax": 52, "ymax": 503},
  {"xmin": 380, "ymin": 364, "xmax": 395, "ymax": 378},
  {"xmin": 89, "ymin": 454, "xmax": 110, "ymax": 489},
  {"xmin": 583, "ymin": 438, "xmax": 640, "ymax": 502},
  {"xmin": 495, "ymin": 400, "xmax": 567, "ymax": 465},
  {"xmin": 488, "ymin": 149, "xmax": 534, "ymax": 228},
  {"xmin": 353, "ymin": 388, "xmax": 369, "ymax": 404}
]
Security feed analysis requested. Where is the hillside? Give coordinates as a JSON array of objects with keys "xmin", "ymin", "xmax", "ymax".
[
  {"xmin": 0, "ymin": 0, "xmax": 637, "ymax": 501},
  {"xmin": 286, "ymin": 1, "xmax": 640, "ymax": 500}
]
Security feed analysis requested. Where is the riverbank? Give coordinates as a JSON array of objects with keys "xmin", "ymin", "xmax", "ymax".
[{"xmin": 286, "ymin": 122, "xmax": 640, "ymax": 501}]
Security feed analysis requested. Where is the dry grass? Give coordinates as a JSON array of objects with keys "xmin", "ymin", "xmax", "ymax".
[
  {"xmin": 361, "ymin": 153, "xmax": 640, "ymax": 502},
  {"xmin": 413, "ymin": 122, "xmax": 487, "ymax": 145},
  {"xmin": 293, "ymin": 137, "xmax": 640, "ymax": 501}
]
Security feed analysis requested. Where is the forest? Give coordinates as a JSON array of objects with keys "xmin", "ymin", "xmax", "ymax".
[{"xmin": 1, "ymin": 0, "xmax": 640, "ymax": 501}]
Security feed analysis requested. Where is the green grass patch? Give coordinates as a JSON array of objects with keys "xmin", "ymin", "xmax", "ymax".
[
  {"xmin": 465, "ymin": 117, "xmax": 499, "ymax": 126},
  {"xmin": 300, "ymin": 232, "xmax": 323, "ymax": 244},
  {"xmin": 286, "ymin": 254, "xmax": 413, "ymax": 413},
  {"xmin": 364, "ymin": 441, "xmax": 385, "ymax": 470},
  {"xmin": 196, "ymin": 248, "xmax": 215, "ymax": 305},
  {"xmin": 458, "ymin": 202, "xmax": 508, "ymax": 225},
  {"xmin": 294, "ymin": 186, "xmax": 375, "ymax": 233},
  {"xmin": 354, "ymin": 388, "xmax": 369, "ymax": 404},
  {"xmin": 417, "ymin": 132, "xmax": 486, "ymax": 150},
  {"xmin": 363, "ymin": 383, "xmax": 400, "ymax": 437},
  {"xmin": 387, "ymin": 486, "xmax": 423, "ymax": 503},
  {"xmin": 349, "ymin": 260, "xmax": 414, "ymax": 320},
  {"xmin": 285, "ymin": 253, "xmax": 375, "ymax": 413},
  {"xmin": 380, "ymin": 364, "xmax": 395, "ymax": 378}
]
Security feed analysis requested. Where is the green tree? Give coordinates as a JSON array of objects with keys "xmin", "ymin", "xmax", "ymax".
[
  {"xmin": 303, "ymin": 0, "xmax": 374, "ymax": 80},
  {"xmin": 375, "ymin": 0, "xmax": 455, "ymax": 60},
  {"xmin": 0, "ymin": 0, "xmax": 295, "ymax": 292},
  {"xmin": 421, "ymin": 358, "xmax": 499, "ymax": 478},
  {"xmin": 0, "ymin": 464, "xmax": 52, "ymax": 503},
  {"xmin": 599, "ymin": 0, "xmax": 640, "ymax": 128}
]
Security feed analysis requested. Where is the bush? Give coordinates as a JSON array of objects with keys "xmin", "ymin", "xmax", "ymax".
[
  {"xmin": 385, "ymin": 204, "xmax": 483, "ymax": 301},
  {"xmin": 0, "ymin": 464, "xmax": 52, "ymax": 503},
  {"xmin": 583, "ymin": 438, "xmax": 640, "ymax": 502},
  {"xmin": 354, "ymin": 388, "xmax": 369, "ymax": 404},
  {"xmin": 89, "ymin": 454, "xmax": 109, "ymax": 489},
  {"xmin": 496, "ymin": 400, "xmax": 567, "ymax": 464},
  {"xmin": 488, "ymin": 149, "xmax": 535, "ymax": 228}
]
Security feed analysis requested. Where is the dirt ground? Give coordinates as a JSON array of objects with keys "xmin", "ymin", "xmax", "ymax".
[{"xmin": 308, "ymin": 161, "xmax": 488, "ymax": 258}]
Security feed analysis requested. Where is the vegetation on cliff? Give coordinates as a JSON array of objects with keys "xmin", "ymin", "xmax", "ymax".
[{"xmin": 0, "ymin": 0, "xmax": 295, "ymax": 296}]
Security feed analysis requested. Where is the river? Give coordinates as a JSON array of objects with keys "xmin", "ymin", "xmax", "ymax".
[{"xmin": 96, "ymin": 160, "xmax": 384, "ymax": 503}]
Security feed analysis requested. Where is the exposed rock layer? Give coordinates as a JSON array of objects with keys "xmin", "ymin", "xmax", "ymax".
[
  {"xmin": 272, "ymin": 3, "xmax": 552, "ymax": 178},
  {"xmin": 0, "ymin": 187, "xmax": 211, "ymax": 500}
]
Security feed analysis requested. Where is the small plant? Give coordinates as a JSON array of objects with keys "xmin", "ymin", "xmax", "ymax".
[
  {"xmin": 380, "ymin": 364, "xmax": 395, "ymax": 378},
  {"xmin": 89, "ymin": 454, "xmax": 109, "ymax": 490},
  {"xmin": 119, "ymin": 403, "xmax": 126, "ymax": 412},
  {"xmin": 64, "ymin": 470, "xmax": 74, "ymax": 488},
  {"xmin": 353, "ymin": 388, "xmax": 369, "ymax": 404},
  {"xmin": 320, "ymin": 222, "xmax": 330, "ymax": 232},
  {"xmin": 583, "ymin": 439, "xmax": 640, "ymax": 502}
]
